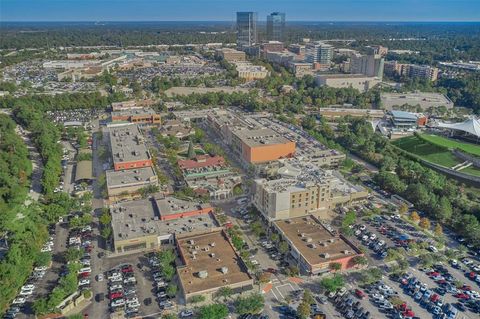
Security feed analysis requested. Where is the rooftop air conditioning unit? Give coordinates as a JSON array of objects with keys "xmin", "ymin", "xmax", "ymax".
[
  {"xmin": 197, "ymin": 270, "xmax": 208, "ymax": 279},
  {"xmin": 219, "ymin": 267, "xmax": 228, "ymax": 274}
]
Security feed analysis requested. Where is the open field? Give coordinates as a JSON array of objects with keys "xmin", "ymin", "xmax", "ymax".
[
  {"xmin": 393, "ymin": 135, "xmax": 480, "ymax": 176},
  {"xmin": 421, "ymin": 134, "xmax": 480, "ymax": 157}
]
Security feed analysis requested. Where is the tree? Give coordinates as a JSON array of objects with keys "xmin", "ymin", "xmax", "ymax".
[
  {"xmin": 64, "ymin": 247, "xmax": 84, "ymax": 262},
  {"xmin": 189, "ymin": 295, "xmax": 206, "ymax": 304},
  {"xmin": 434, "ymin": 223, "xmax": 443, "ymax": 236},
  {"xmin": 278, "ymin": 241, "xmax": 289, "ymax": 254},
  {"xmin": 410, "ymin": 211, "xmax": 420, "ymax": 223},
  {"xmin": 329, "ymin": 262, "xmax": 342, "ymax": 272},
  {"xmin": 166, "ymin": 284, "xmax": 177, "ymax": 298},
  {"xmin": 99, "ymin": 210, "xmax": 111, "ymax": 225},
  {"xmin": 352, "ymin": 256, "xmax": 368, "ymax": 266},
  {"xmin": 234, "ymin": 293, "xmax": 265, "ymax": 314},
  {"xmin": 215, "ymin": 287, "xmax": 233, "ymax": 301},
  {"xmin": 419, "ymin": 217, "xmax": 431, "ymax": 230},
  {"xmin": 198, "ymin": 303, "xmax": 229, "ymax": 319},
  {"xmin": 187, "ymin": 140, "xmax": 196, "ymax": 159},
  {"xmin": 35, "ymin": 252, "xmax": 52, "ymax": 267},
  {"xmin": 297, "ymin": 301, "xmax": 311, "ymax": 319},
  {"xmin": 162, "ymin": 314, "xmax": 178, "ymax": 319},
  {"xmin": 399, "ymin": 203, "xmax": 409, "ymax": 215},
  {"xmin": 320, "ymin": 274, "xmax": 345, "ymax": 292}
]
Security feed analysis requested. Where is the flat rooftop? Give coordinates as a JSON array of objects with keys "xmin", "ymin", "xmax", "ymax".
[
  {"xmin": 109, "ymin": 124, "xmax": 151, "ymax": 164},
  {"xmin": 111, "ymin": 107, "xmax": 158, "ymax": 117},
  {"xmin": 381, "ymin": 92, "xmax": 453, "ymax": 109},
  {"xmin": 106, "ymin": 166, "xmax": 157, "ymax": 188},
  {"xmin": 233, "ymin": 128, "xmax": 293, "ymax": 147},
  {"xmin": 274, "ymin": 215, "xmax": 360, "ymax": 266},
  {"xmin": 155, "ymin": 197, "xmax": 212, "ymax": 218},
  {"xmin": 110, "ymin": 198, "xmax": 216, "ymax": 243},
  {"xmin": 177, "ymin": 230, "xmax": 253, "ymax": 295}
]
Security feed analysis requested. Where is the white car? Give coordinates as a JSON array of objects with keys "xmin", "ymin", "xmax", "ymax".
[
  {"xmin": 41, "ymin": 246, "xmax": 52, "ymax": 252},
  {"xmin": 428, "ymin": 245, "xmax": 438, "ymax": 253},
  {"xmin": 107, "ymin": 272, "xmax": 121, "ymax": 280},
  {"xmin": 110, "ymin": 276, "xmax": 123, "ymax": 283},
  {"xmin": 180, "ymin": 310, "xmax": 194, "ymax": 318},
  {"xmin": 20, "ymin": 289, "xmax": 34, "ymax": 296},
  {"xmin": 124, "ymin": 277, "xmax": 137, "ymax": 284},
  {"xmin": 251, "ymin": 260, "xmax": 259, "ymax": 265},
  {"xmin": 79, "ymin": 279, "xmax": 90, "ymax": 286},
  {"xmin": 110, "ymin": 284, "xmax": 123, "ymax": 292},
  {"xmin": 97, "ymin": 274, "xmax": 104, "ymax": 282},
  {"xmin": 34, "ymin": 266, "xmax": 47, "ymax": 272},
  {"xmin": 22, "ymin": 284, "xmax": 35, "ymax": 291},
  {"xmin": 12, "ymin": 297, "xmax": 26, "ymax": 305},
  {"xmin": 111, "ymin": 299, "xmax": 125, "ymax": 307},
  {"xmin": 78, "ymin": 267, "xmax": 92, "ymax": 274}
]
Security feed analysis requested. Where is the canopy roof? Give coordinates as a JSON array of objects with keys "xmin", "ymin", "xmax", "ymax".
[{"xmin": 438, "ymin": 118, "xmax": 480, "ymax": 138}]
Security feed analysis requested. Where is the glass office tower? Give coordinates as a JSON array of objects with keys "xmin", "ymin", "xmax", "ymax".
[
  {"xmin": 266, "ymin": 12, "xmax": 286, "ymax": 42},
  {"xmin": 236, "ymin": 12, "xmax": 257, "ymax": 47}
]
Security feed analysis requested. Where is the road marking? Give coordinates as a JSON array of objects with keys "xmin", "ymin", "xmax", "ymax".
[{"xmin": 270, "ymin": 288, "xmax": 280, "ymax": 301}]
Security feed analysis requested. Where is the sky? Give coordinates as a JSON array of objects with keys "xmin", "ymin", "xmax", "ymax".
[{"xmin": 1, "ymin": 0, "xmax": 480, "ymax": 22}]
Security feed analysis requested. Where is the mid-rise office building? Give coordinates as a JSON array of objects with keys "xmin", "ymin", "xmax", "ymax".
[
  {"xmin": 236, "ymin": 12, "xmax": 257, "ymax": 48},
  {"xmin": 108, "ymin": 124, "xmax": 152, "ymax": 171},
  {"xmin": 305, "ymin": 41, "xmax": 334, "ymax": 67},
  {"xmin": 350, "ymin": 54, "xmax": 384, "ymax": 79},
  {"xmin": 266, "ymin": 12, "xmax": 286, "ymax": 42},
  {"xmin": 315, "ymin": 74, "xmax": 381, "ymax": 93},
  {"xmin": 215, "ymin": 48, "xmax": 246, "ymax": 62}
]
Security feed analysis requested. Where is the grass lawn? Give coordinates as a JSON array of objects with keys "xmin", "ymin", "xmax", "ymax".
[
  {"xmin": 393, "ymin": 136, "xmax": 460, "ymax": 167},
  {"xmin": 394, "ymin": 135, "xmax": 480, "ymax": 176},
  {"xmin": 420, "ymin": 134, "xmax": 480, "ymax": 157}
]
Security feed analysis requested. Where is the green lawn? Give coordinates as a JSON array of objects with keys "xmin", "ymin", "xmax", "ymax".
[
  {"xmin": 393, "ymin": 135, "xmax": 480, "ymax": 176},
  {"xmin": 393, "ymin": 136, "xmax": 460, "ymax": 167},
  {"xmin": 420, "ymin": 134, "xmax": 480, "ymax": 157}
]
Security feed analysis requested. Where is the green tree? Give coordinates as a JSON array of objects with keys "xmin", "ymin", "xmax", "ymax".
[
  {"xmin": 329, "ymin": 262, "xmax": 342, "ymax": 272},
  {"xmin": 297, "ymin": 301, "xmax": 311, "ymax": 319},
  {"xmin": 99, "ymin": 210, "xmax": 112, "ymax": 225},
  {"xmin": 320, "ymin": 274, "xmax": 345, "ymax": 292},
  {"xmin": 64, "ymin": 247, "xmax": 84, "ymax": 262},
  {"xmin": 278, "ymin": 241, "xmax": 289, "ymax": 254},
  {"xmin": 35, "ymin": 252, "xmax": 52, "ymax": 267},
  {"xmin": 198, "ymin": 303, "xmax": 229, "ymax": 319},
  {"xmin": 215, "ymin": 287, "xmax": 233, "ymax": 301},
  {"xmin": 234, "ymin": 293, "xmax": 265, "ymax": 314},
  {"xmin": 166, "ymin": 284, "xmax": 178, "ymax": 297},
  {"xmin": 189, "ymin": 295, "xmax": 206, "ymax": 304},
  {"xmin": 187, "ymin": 140, "xmax": 196, "ymax": 159}
]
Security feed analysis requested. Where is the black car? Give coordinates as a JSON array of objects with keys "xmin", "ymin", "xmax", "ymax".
[
  {"xmin": 96, "ymin": 293, "xmax": 105, "ymax": 302},
  {"xmin": 454, "ymin": 302, "xmax": 466, "ymax": 312},
  {"xmin": 144, "ymin": 297, "xmax": 152, "ymax": 306}
]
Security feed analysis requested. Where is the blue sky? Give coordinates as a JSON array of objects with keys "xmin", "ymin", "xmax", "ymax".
[{"xmin": 1, "ymin": 0, "xmax": 479, "ymax": 22}]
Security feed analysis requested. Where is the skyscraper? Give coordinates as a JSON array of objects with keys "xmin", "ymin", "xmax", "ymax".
[
  {"xmin": 305, "ymin": 41, "xmax": 334, "ymax": 65},
  {"xmin": 236, "ymin": 12, "xmax": 257, "ymax": 48},
  {"xmin": 266, "ymin": 12, "xmax": 286, "ymax": 42}
]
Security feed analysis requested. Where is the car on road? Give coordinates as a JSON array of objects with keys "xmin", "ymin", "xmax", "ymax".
[{"xmin": 180, "ymin": 309, "xmax": 194, "ymax": 317}]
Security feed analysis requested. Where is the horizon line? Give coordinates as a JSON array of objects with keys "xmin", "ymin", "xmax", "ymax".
[{"xmin": 2, "ymin": 20, "xmax": 480, "ymax": 23}]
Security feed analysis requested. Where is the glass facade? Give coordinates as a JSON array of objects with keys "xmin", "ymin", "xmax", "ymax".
[
  {"xmin": 266, "ymin": 12, "xmax": 286, "ymax": 42},
  {"xmin": 236, "ymin": 12, "xmax": 257, "ymax": 47}
]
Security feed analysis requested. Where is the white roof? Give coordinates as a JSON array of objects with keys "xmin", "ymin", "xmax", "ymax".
[{"xmin": 437, "ymin": 118, "xmax": 480, "ymax": 138}]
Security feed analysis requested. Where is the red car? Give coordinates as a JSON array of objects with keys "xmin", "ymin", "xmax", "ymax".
[
  {"xmin": 454, "ymin": 293, "xmax": 470, "ymax": 300},
  {"xmin": 121, "ymin": 266, "xmax": 133, "ymax": 273},
  {"xmin": 355, "ymin": 289, "xmax": 366, "ymax": 299},
  {"xmin": 430, "ymin": 294, "xmax": 440, "ymax": 302},
  {"xmin": 403, "ymin": 310, "xmax": 415, "ymax": 318},
  {"xmin": 398, "ymin": 303, "xmax": 408, "ymax": 311},
  {"xmin": 109, "ymin": 292, "xmax": 123, "ymax": 299},
  {"xmin": 428, "ymin": 271, "xmax": 440, "ymax": 277},
  {"xmin": 78, "ymin": 272, "xmax": 90, "ymax": 278},
  {"xmin": 469, "ymin": 272, "xmax": 477, "ymax": 279},
  {"xmin": 462, "ymin": 285, "xmax": 472, "ymax": 291},
  {"xmin": 266, "ymin": 268, "xmax": 278, "ymax": 274}
]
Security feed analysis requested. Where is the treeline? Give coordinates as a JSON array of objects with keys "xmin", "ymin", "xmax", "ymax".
[
  {"xmin": 0, "ymin": 92, "xmax": 124, "ymax": 111},
  {"xmin": 309, "ymin": 117, "xmax": 480, "ymax": 245},
  {"xmin": 0, "ymin": 114, "xmax": 32, "ymax": 206},
  {"xmin": 13, "ymin": 104, "xmax": 62, "ymax": 197}
]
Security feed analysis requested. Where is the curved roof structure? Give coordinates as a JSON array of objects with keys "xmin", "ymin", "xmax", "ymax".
[{"xmin": 437, "ymin": 118, "xmax": 480, "ymax": 138}]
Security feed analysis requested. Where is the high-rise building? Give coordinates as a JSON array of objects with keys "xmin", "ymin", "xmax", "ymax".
[
  {"xmin": 305, "ymin": 41, "xmax": 334, "ymax": 66},
  {"xmin": 266, "ymin": 12, "xmax": 286, "ymax": 42},
  {"xmin": 236, "ymin": 12, "xmax": 257, "ymax": 48},
  {"xmin": 350, "ymin": 54, "xmax": 384, "ymax": 79}
]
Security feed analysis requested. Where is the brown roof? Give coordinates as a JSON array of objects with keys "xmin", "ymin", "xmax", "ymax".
[{"xmin": 177, "ymin": 230, "xmax": 253, "ymax": 295}]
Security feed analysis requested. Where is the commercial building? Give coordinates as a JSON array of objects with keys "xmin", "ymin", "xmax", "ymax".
[
  {"xmin": 215, "ymin": 48, "xmax": 246, "ymax": 62},
  {"xmin": 265, "ymin": 51, "xmax": 297, "ymax": 67},
  {"xmin": 159, "ymin": 119, "xmax": 195, "ymax": 140},
  {"xmin": 111, "ymin": 197, "xmax": 215, "ymax": 255},
  {"xmin": 315, "ymin": 74, "xmax": 381, "ymax": 93},
  {"xmin": 236, "ymin": 12, "xmax": 258, "ymax": 48},
  {"xmin": 318, "ymin": 108, "xmax": 385, "ymax": 120},
  {"xmin": 234, "ymin": 62, "xmax": 269, "ymax": 80},
  {"xmin": 253, "ymin": 160, "xmax": 368, "ymax": 221},
  {"xmin": 288, "ymin": 62, "xmax": 314, "ymax": 78},
  {"xmin": 105, "ymin": 166, "xmax": 158, "ymax": 202},
  {"xmin": 305, "ymin": 42, "xmax": 334, "ymax": 69},
  {"xmin": 389, "ymin": 110, "xmax": 421, "ymax": 129},
  {"xmin": 108, "ymin": 124, "xmax": 152, "ymax": 171},
  {"xmin": 178, "ymin": 155, "xmax": 242, "ymax": 200},
  {"xmin": 380, "ymin": 92, "xmax": 454, "ymax": 110},
  {"xmin": 262, "ymin": 41, "xmax": 285, "ymax": 53},
  {"xmin": 366, "ymin": 45, "xmax": 388, "ymax": 56},
  {"xmin": 75, "ymin": 160, "xmax": 94, "ymax": 184},
  {"xmin": 176, "ymin": 230, "xmax": 254, "ymax": 301},
  {"xmin": 111, "ymin": 107, "xmax": 161, "ymax": 125},
  {"xmin": 231, "ymin": 128, "xmax": 296, "ymax": 164},
  {"xmin": 273, "ymin": 215, "xmax": 364, "ymax": 275},
  {"xmin": 111, "ymin": 100, "xmax": 156, "ymax": 111},
  {"xmin": 350, "ymin": 54, "xmax": 384, "ymax": 79},
  {"xmin": 57, "ymin": 67, "xmax": 103, "ymax": 82},
  {"xmin": 266, "ymin": 12, "xmax": 286, "ymax": 42}
]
